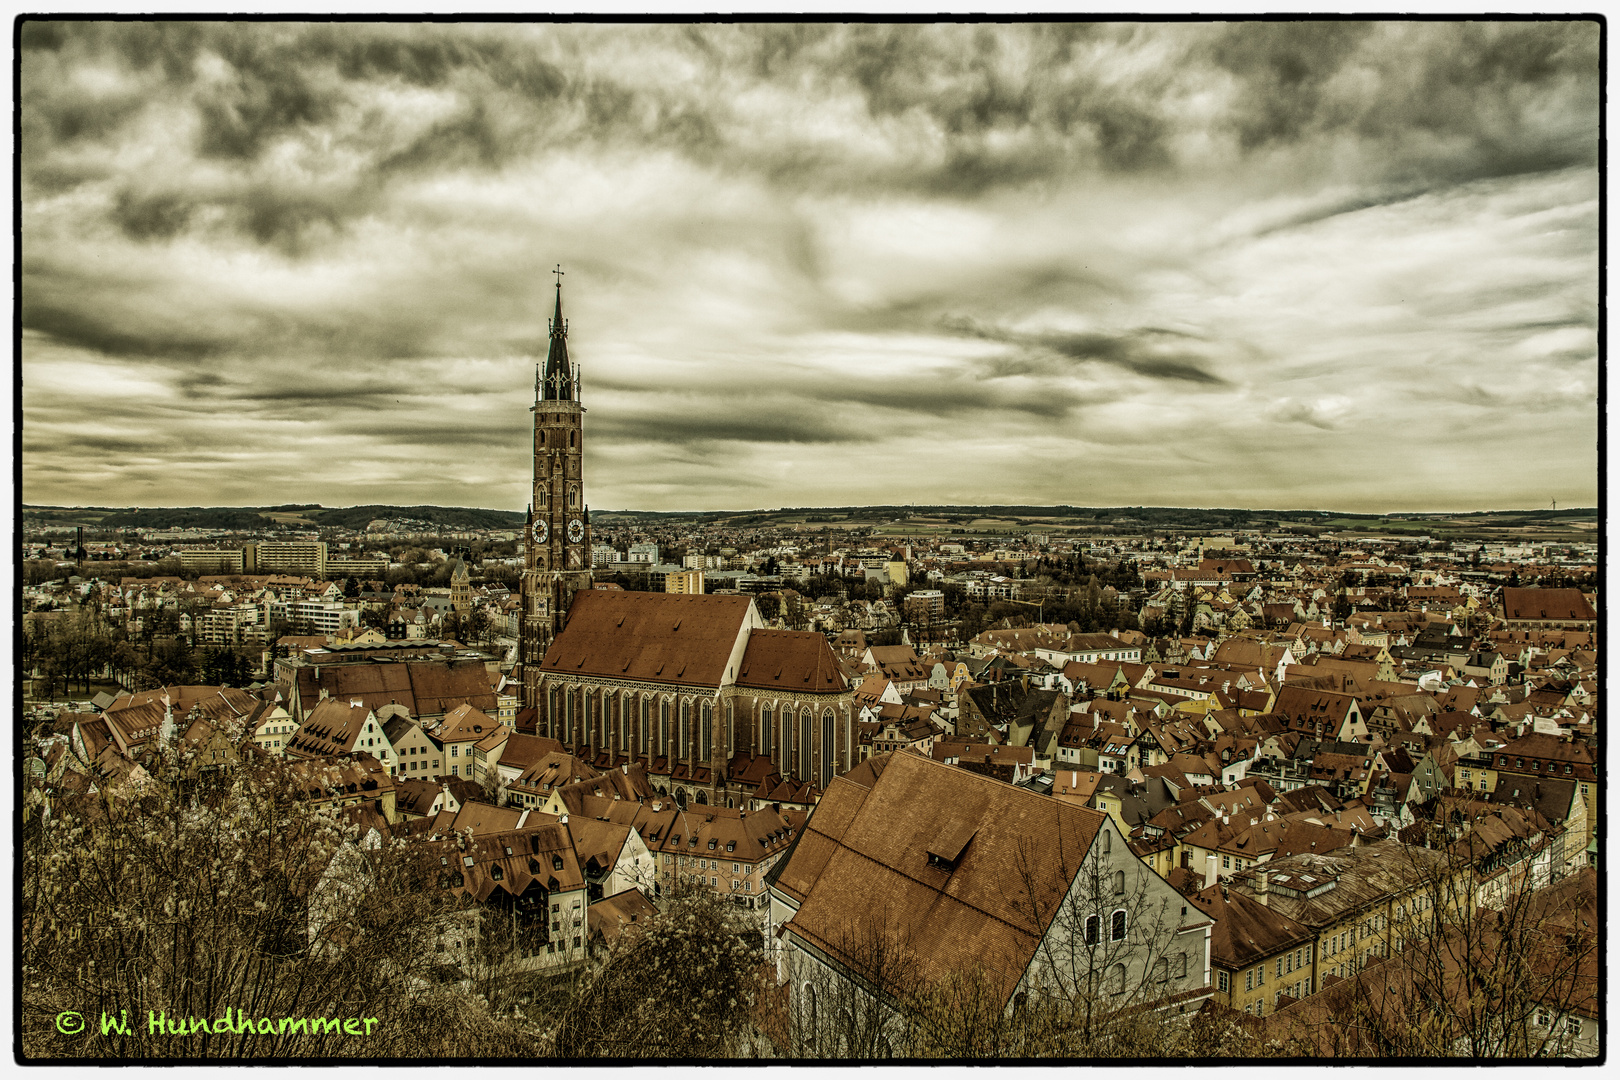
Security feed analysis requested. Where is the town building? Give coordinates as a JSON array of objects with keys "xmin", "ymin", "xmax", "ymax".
[{"xmin": 531, "ymin": 589, "xmax": 854, "ymax": 806}]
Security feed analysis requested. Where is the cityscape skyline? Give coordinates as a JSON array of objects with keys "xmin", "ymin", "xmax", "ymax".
[{"xmin": 20, "ymin": 21, "xmax": 1600, "ymax": 514}]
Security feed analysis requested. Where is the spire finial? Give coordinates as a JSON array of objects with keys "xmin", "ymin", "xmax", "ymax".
[{"xmin": 553, "ymin": 264, "xmax": 565, "ymax": 289}]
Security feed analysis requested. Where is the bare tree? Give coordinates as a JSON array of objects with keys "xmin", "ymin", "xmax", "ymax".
[
  {"xmin": 20, "ymin": 753, "xmax": 537, "ymax": 1058},
  {"xmin": 1268, "ymin": 823, "xmax": 1598, "ymax": 1058},
  {"xmin": 551, "ymin": 882, "xmax": 765, "ymax": 1058}
]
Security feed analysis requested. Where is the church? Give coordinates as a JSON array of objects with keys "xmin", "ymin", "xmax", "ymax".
[{"xmin": 517, "ymin": 274, "xmax": 854, "ymax": 809}]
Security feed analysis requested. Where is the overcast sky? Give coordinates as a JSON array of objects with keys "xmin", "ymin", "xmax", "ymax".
[{"xmin": 20, "ymin": 20, "xmax": 1600, "ymax": 514}]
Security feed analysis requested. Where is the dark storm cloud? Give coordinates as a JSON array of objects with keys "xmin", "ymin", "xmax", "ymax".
[
  {"xmin": 18, "ymin": 21, "xmax": 1599, "ymax": 512},
  {"xmin": 805, "ymin": 378, "xmax": 1090, "ymax": 422},
  {"xmin": 591, "ymin": 408, "xmax": 874, "ymax": 447},
  {"xmin": 942, "ymin": 317, "xmax": 1228, "ymax": 386},
  {"xmin": 22, "ymin": 296, "xmax": 226, "ymax": 360}
]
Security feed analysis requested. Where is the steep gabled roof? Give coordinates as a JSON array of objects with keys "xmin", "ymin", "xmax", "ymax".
[
  {"xmin": 541, "ymin": 591, "xmax": 755, "ymax": 688},
  {"xmin": 1501, "ymin": 587, "xmax": 1597, "ymax": 622},
  {"xmin": 736, "ymin": 629, "xmax": 846, "ymax": 693},
  {"xmin": 782, "ymin": 752, "xmax": 1104, "ymax": 1007}
]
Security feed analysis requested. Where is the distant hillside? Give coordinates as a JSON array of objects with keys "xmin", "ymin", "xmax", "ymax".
[
  {"xmin": 21, "ymin": 504, "xmax": 526, "ymax": 532},
  {"xmin": 310, "ymin": 505, "xmax": 525, "ymax": 530},
  {"xmin": 23, "ymin": 502, "xmax": 1594, "ymax": 540}
]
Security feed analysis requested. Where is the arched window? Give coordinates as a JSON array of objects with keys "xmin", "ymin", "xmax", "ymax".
[
  {"xmin": 780, "ymin": 711, "xmax": 791, "ymax": 768},
  {"xmin": 679, "ymin": 700, "xmax": 691, "ymax": 759},
  {"xmin": 1110, "ymin": 964, "xmax": 1126, "ymax": 996},
  {"xmin": 726, "ymin": 700, "xmax": 734, "ymax": 756},
  {"xmin": 799, "ymin": 708, "xmax": 812, "ymax": 781},
  {"xmin": 1102, "ymin": 829, "xmax": 1112, "ymax": 854},
  {"xmin": 700, "ymin": 703, "xmax": 712, "ymax": 760},
  {"xmin": 821, "ymin": 711, "xmax": 835, "ymax": 786},
  {"xmin": 617, "ymin": 694, "xmax": 628, "ymax": 752},
  {"xmin": 803, "ymin": 984, "xmax": 818, "ymax": 1052},
  {"xmin": 1111, "ymin": 909, "xmax": 1127, "ymax": 942},
  {"xmin": 1114, "ymin": 869, "xmax": 1126, "ymax": 895},
  {"xmin": 760, "ymin": 705, "xmax": 772, "ymax": 757},
  {"xmin": 639, "ymin": 696, "xmax": 650, "ymax": 758},
  {"xmin": 660, "ymin": 699, "xmax": 671, "ymax": 758},
  {"xmin": 1084, "ymin": 914, "xmax": 1100, "ymax": 946}
]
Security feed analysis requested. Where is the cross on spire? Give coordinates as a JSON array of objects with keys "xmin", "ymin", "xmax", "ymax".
[{"xmin": 553, "ymin": 264, "xmax": 565, "ymax": 288}]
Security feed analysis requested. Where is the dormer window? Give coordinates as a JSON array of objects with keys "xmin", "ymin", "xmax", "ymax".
[
  {"xmin": 552, "ymin": 854, "xmax": 564, "ymax": 871},
  {"xmin": 491, "ymin": 865, "xmax": 504, "ymax": 881}
]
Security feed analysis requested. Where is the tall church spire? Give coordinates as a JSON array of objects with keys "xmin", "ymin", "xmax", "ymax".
[
  {"xmin": 542, "ymin": 266, "xmax": 573, "ymax": 401},
  {"xmin": 520, "ymin": 264, "xmax": 591, "ymax": 714}
]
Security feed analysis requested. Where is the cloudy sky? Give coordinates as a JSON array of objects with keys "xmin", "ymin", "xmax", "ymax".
[{"xmin": 20, "ymin": 20, "xmax": 1600, "ymax": 514}]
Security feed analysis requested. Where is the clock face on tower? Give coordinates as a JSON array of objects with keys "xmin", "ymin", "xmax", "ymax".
[
  {"xmin": 532, "ymin": 519, "xmax": 549, "ymax": 544},
  {"xmin": 567, "ymin": 518, "xmax": 585, "ymax": 544}
]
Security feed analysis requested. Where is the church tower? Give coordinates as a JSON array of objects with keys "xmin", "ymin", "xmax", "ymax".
[{"xmin": 519, "ymin": 268, "xmax": 593, "ymax": 711}]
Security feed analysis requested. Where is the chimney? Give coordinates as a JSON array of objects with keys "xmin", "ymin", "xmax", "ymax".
[
  {"xmin": 1204, "ymin": 854, "xmax": 1219, "ymax": 890},
  {"xmin": 1255, "ymin": 869, "xmax": 1270, "ymax": 906}
]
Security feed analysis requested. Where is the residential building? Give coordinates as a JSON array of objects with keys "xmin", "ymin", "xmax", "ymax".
[{"xmin": 769, "ymin": 752, "xmax": 1212, "ymax": 1048}]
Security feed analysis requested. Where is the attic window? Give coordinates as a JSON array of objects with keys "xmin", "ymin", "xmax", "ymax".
[
  {"xmin": 463, "ymin": 856, "xmax": 475, "ymax": 867},
  {"xmin": 708, "ymin": 839, "xmax": 717, "ymax": 850},
  {"xmin": 925, "ymin": 822, "xmax": 977, "ymax": 871},
  {"xmin": 504, "ymin": 845, "xmax": 513, "ymax": 855},
  {"xmin": 726, "ymin": 841, "xmax": 736, "ymax": 853},
  {"xmin": 440, "ymin": 856, "xmax": 449, "ymax": 865},
  {"xmin": 552, "ymin": 854, "xmax": 564, "ymax": 871}
]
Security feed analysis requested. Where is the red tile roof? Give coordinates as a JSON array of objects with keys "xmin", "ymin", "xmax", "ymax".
[
  {"xmin": 736, "ymin": 630, "xmax": 847, "ymax": 693},
  {"xmin": 782, "ymin": 752, "xmax": 1104, "ymax": 1006},
  {"xmin": 541, "ymin": 591, "xmax": 754, "ymax": 688}
]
